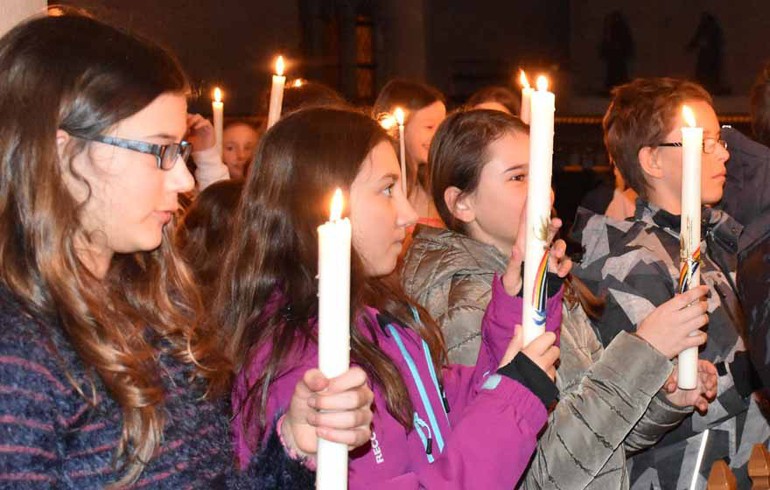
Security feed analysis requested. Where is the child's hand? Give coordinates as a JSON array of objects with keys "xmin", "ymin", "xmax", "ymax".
[
  {"xmin": 502, "ymin": 213, "xmax": 570, "ymax": 296},
  {"xmin": 186, "ymin": 113, "xmax": 216, "ymax": 152},
  {"xmin": 282, "ymin": 367, "xmax": 373, "ymax": 461},
  {"xmin": 499, "ymin": 328, "xmax": 559, "ymax": 381},
  {"xmin": 663, "ymin": 359, "xmax": 718, "ymax": 413},
  {"xmin": 636, "ymin": 286, "xmax": 709, "ymax": 359}
]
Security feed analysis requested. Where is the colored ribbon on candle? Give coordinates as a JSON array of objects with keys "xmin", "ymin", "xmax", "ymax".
[{"xmin": 678, "ymin": 246, "xmax": 701, "ymax": 293}]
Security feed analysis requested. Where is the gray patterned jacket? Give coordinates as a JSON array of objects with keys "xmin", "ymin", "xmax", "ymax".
[
  {"xmin": 572, "ymin": 200, "xmax": 770, "ymax": 489},
  {"xmin": 402, "ymin": 224, "xmax": 692, "ymax": 489}
]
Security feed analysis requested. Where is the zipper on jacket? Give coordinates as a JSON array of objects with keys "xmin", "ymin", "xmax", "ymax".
[
  {"xmin": 413, "ymin": 412, "xmax": 434, "ymax": 461},
  {"xmin": 421, "ymin": 341, "xmax": 451, "ymax": 417},
  {"xmin": 387, "ymin": 324, "xmax": 447, "ymax": 453}
]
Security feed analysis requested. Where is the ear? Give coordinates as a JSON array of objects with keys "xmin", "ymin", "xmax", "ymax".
[
  {"xmin": 444, "ymin": 186, "xmax": 476, "ymax": 224},
  {"xmin": 55, "ymin": 129, "xmax": 71, "ymax": 162},
  {"xmin": 638, "ymin": 145, "xmax": 664, "ymax": 180}
]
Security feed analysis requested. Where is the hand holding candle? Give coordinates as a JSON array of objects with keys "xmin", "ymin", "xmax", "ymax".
[
  {"xmin": 519, "ymin": 70, "xmax": 534, "ymax": 125},
  {"xmin": 316, "ymin": 189, "xmax": 351, "ymax": 490},
  {"xmin": 267, "ymin": 55, "xmax": 286, "ymax": 129},
  {"xmin": 522, "ymin": 76, "xmax": 555, "ymax": 347},
  {"xmin": 677, "ymin": 105, "xmax": 703, "ymax": 390},
  {"xmin": 212, "ymin": 87, "xmax": 223, "ymax": 155},
  {"xmin": 394, "ymin": 107, "xmax": 407, "ymax": 194}
]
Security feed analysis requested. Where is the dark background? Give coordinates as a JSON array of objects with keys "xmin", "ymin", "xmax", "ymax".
[{"xmin": 55, "ymin": 0, "xmax": 765, "ymax": 226}]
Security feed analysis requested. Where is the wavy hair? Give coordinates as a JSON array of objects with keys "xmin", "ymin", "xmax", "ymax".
[
  {"xmin": 214, "ymin": 107, "xmax": 446, "ymax": 452},
  {"xmin": 0, "ymin": 10, "xmax": 230, "ymax": 486}
]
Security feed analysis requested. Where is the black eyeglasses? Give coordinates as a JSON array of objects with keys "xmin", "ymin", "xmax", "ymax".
[
  {"xmin": 657, "ymin": 137, "xmax": 728, "ymax": 155},
  {"xmin": 76, "ymin": 134, "xmax": 192, "ymax": 170}
]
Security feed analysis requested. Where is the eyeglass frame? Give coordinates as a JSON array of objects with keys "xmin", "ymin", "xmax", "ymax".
[
  {"xmin": 656, "ymin": 137, "xmax": 728, "ymax": 155},
  {"xmin": 74, "ymin": 134, "xmax": 192, "ymax": 170}
]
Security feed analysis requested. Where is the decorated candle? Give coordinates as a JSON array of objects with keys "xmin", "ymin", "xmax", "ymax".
[
  {"xmin": 677, "ymin": 105, "xmax": 703, "ymax": 390},
  {"xmin": 522, "ymin": 75, "xmax": 555, "ymax": 346}
]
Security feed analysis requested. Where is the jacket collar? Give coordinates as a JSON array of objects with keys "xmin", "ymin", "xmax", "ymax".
[{"xmin": 634, "ymin": 199, "xmax": 742, "ymax": 254}]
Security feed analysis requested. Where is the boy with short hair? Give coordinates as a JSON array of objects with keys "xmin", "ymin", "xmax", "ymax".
[{"xmin": 573, "ymin": 77, "xmax": 768, "ymax": 489}]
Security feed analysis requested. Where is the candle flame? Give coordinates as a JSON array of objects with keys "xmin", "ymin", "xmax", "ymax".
[
  {"xmin": 536, "ymin": 75, "xmax": 549, "ymax": 92},
  {"xmin": 330, "ymin": 189, "xmax": 344, "ymax": 221},
  {"xmin": 292, "ymin": 78, "xmax": 305, "ymax": 88},
  {"xmin": 275, "ymin": 56, "xmax": 285, "ymax": 76},
  {"xmin": 394, "ymin": 107, "xmax": 405, "ymax": 126},
  {"xmin": 682, "ymin": 105, "xmax": 696, "ymax": 127},
  {"xmin": 519, "ymin": 70, "xmax": 530, "ymax": 89},
  {"xmin": 379, "ymin": 114, "xmax": 396, "ymax": 130},
  {"xmin": 213, "ymin": 87, "xmax": 222, "ymax": 103}
]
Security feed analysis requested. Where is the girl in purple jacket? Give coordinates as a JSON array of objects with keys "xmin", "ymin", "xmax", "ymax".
[{"xmin": 216, "ymin": 107, "xmax": 568, "ymax": 488}]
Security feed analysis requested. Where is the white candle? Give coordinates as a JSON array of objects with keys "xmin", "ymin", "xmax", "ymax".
[
  {"xmin": 677, "ymin": 105, "xmax": 702, "ymax": 390},
  {"xmin": 522, "ymin": 75, "xmax": 555, "ymax": 347},
  {"xmin": 394, "ymin": 107, "xmax": 407, "ymax": 194},
  {"xmin": 519, "ymin": 70, "xmax": 534, "ymax": 125},
  {"xmin": 316, "ymin": 189, "xmax": 351, "ymax": 490},
  {"xmin": 212, "ymin": 87, "xmax": 224, "ymax": 156},
  {"xmin": 267, "ymin": 55, "xmax": 286, "ymax": 129}
]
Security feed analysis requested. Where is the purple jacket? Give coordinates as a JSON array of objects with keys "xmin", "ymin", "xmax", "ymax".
[{"xmin": 233, "ymin": 278, "xmax": 563, "ymax": 489}]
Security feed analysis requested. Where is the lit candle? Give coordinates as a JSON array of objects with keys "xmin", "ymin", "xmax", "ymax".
[
  {"xmin": 519, "ymin": 70, "xmax": 534, "ymax": 125},
  {"xmin": 522, "ymin": 75, "xmax": 555, "ymax": 346},
  {"xmin": 394, "ymin": 107, "xmax": 407, "ymax": 194},
  {"xmin": 212, "ymin": 87, "xmax": 224, "ymax": 155},
  {"xmin": 267, "ymin": 55, "xmax": 286, "ymax": 129},
  {"xmin": 316, "ymin": 189, "xmax": 351, "ymax": 490},
  {"xmin": 677, "ymin": 105, "xmax": 702, "ymax": 390}
]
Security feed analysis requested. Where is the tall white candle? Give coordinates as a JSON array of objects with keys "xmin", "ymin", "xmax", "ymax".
[
  {"xmin": 519, "ymin": 70, "xmax": 534, "ymax": 125},
  {"xmin": 316, "ymin": 189, "xmax": 351, "ymax": 490},
  {"xmin": 394, "ymin": 107, "xmax": 407, "ymax": 194},
  {"xmin": 212, "ymin": 87, "xmax": 224, "ymax": 156},
  {"xmin": 267, "ymin": 55, "xmax": 286, "ymax": 129},
  {"xmin": 678, "ymin": 105, "xmax": 702, "ymax": 390},
  {"xmin": 522, "ymin": 75, "xmax": 555, "ymax": 347}
]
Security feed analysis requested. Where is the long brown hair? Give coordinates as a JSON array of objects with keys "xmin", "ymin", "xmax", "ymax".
[
  {"xmin": 215, "ymin": 107, "xmax": 446, "ymax": 451},
  {"xmin": 0, "ymin": 11, "xmax": 230, "ymax": 486}
]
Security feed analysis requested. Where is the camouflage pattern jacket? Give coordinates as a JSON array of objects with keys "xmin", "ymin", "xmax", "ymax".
[{"xmin": 572, "ymin": 200, "xmax": 770, "ymax": 489}]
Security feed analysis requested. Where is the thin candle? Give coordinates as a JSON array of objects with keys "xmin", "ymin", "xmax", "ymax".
[
  {"xmin": 212, "ymin": 87, "xmax": 223, "ymax": 155},
  {"xmin": 519, "ymin": 70, "xmax": 533, "ymax": 125},
  {"xmin": 316, "ymin": 188, "xmax": 351, "ymax": 489},
  {"xmin": 522, "ymin": 75, "xmax": 555, "ymax": 346},
  {"xmin": 267, "ymin": 55, "xmax": 286, "ymax": 129},
  {"xmin": 394, "ymin": 107, "xmax": 407, "ymax": 194},
  {"xmin": 677, "ymin": 104, "xmax": 702, "ymax": 390}
]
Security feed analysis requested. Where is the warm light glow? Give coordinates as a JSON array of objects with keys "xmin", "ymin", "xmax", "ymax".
[
  {"xmin": 394, "ymin": 107, "xmax": 405, "ymax": 126},
  {"xmin": 379, "ymin": 114, "xmax": 396, "ymax": 130},
  {"xmin": 275, "ymin": 56, "xmax": 285, "ymax": 76},
  {"xmin": 330, "ymin": 189, "xmax": 344, "ymax": 221},
  {"xmin": 519, "ymin": 70, "xmax": 531, "ymax": 90},
  {"xmin": 292, "ymin": 78, "xmax": 305, "ymax": 88},
  {"xmin": 213, "ymin": 87, "xmax": 222, "ymax": 103},
  {"xmin": 682, "ymin": 105, "xmax": 697, "ymax": 127},
  {"xmin": 536, "ymin": 76, "xmax": 549, "ymax": 92}
]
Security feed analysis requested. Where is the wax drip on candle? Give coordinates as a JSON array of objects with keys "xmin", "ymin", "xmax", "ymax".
[
  {"xmin": 213, "ymin": 87, "xmax": 222, "ymax": 103},
  {"xmin": 536, "ymin": 75, "xmax": 549, "ymax": 92},
  {"xmin": 275, "ymin": 55, "xmax": 285, "ymax": 76},
  {"xmin": 330, "ymin": 189, "xmax": 344, "ymax": 221},
  {"xmin": 519, "ymin": 70, "xmax": 530, "ymax": 90}
]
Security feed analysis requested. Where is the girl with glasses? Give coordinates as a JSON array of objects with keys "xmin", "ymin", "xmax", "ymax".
[{"xmin": 0, "ymin": 10, "xmax": 372, "ymax": 487}]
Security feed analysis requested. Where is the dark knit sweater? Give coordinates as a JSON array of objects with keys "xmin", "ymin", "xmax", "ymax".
[{"xmin": 0, "ymin": 288, "xmax": 314, "ymax": 488}]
